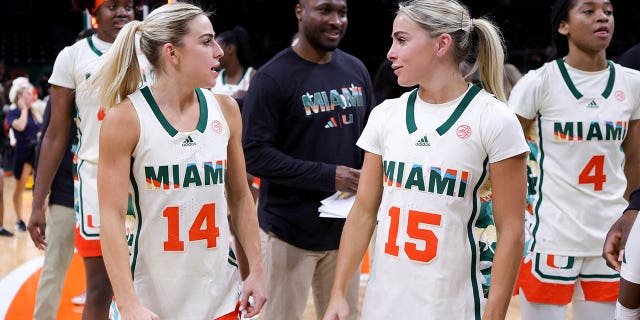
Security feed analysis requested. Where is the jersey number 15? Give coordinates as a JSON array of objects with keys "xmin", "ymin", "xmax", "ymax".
[{"xmin": 384, "ymin": 206, "xmax": 442, "ymax": 263}]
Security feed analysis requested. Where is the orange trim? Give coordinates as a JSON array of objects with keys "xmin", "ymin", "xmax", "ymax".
[
  {"xmin": 251, "ymin": 177, "xmax": 261, "ymax": 189},
  {"xmin": 216, "ymin": 309, "xmax": 240, "ymax": 320},
  {"xmin": 581, "ymin": 280, "xmax": 619, "ymax": 302},
  {"xmin": 513, "ymin": 257, "xmax": 574, "ymax": 304},
  {"xmin": 74, "ymin": 226, "xmax": 103, "ymax": 257},
  {"xmin": 360, "ymin": 248, "xmax": 370, "ymax": 274}
]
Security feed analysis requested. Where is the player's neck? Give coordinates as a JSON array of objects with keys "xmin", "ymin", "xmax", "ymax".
[
  {"xmin": 564, "ymin": 50, "xmax": 608, "ymax": 72},
  {"xmin": 418, "ymin": 73, "xmax": 468, "ymax": 104}
]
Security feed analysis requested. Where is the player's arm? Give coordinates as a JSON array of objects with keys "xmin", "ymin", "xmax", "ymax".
[
  {"xmin": 98, "ymin": 101, "xmax": 157, "ymax": 318},
  {"xmin": 28, "ymin": 85, "xmax": 74, "ymax": 249},
  {"xmin": 323, "ymin": 151, "xmax": 382, "ymax": 320},
  {"xmin": 218, "ymin": 94, "xmax": 266, "ymax": 317},
  {"xmin": 622, "ymin": 120, "xmax": 640, "ymax": 200},
  {"xmin": 603, "ymin": 121, "xmax": 640, "ymax": 271},
  {"xmin": 483, "ymin": 152, "xmax": 527, "ymax": 320},
  {"xmin": 516, "ymin": 115, "xmax": 534, "ymax": 135}
]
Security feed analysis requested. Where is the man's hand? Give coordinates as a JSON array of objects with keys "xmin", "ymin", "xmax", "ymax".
[
  {"xmin": 335, "ymin": 165, "xmax": 360, "ymax": 194},
  {"xmin": 27, "ymin": 204, "xmax": 48, "ymax": 250}
]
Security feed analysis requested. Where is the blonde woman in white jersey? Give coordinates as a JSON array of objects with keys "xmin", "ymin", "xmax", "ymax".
[
  {"xmin": 509, "ymin": 0, "xmax": 640, "ymax": 319},
  {"xmin": 322, "ymin": 0, "xmax": 528, "ymax": 319},
  {"xmin": 94, "ymin": 3, "xmax": 266, "ymax": 319}
]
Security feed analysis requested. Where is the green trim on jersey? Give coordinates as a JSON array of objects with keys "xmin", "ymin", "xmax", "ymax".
[
  {"xmin": 436, "ymin": 85, "xmax": 481, "ymax": 136},
  {"xmin": 86, "ymin": 36, "xmax": 103, "ymax": 57},
  {"xmin": 140, "ymin": 86, "xmax": 209, "ymax": 137},
  {"xmin": 129, "ymin": 172, "xmax": 143, "ymax": 277},
  {"xmin": 220, "ymin": 67, "xmax": 248, "ymax": 85},
  {"xmin": 468, "ymin": 157, "xmax": 489, "ymax": 320},
  {"xmin": 406, "ymin": 89, "xmax": 418, "ymax": 134},
  {"xmin": 405, "ymin": 85, "xmax": 481, "ymax": 135},
  {"xmin": 556, "ymin": 59, "xmax": 615, "ymax": 100},
  {"xmin": 194, "ymin": 88, "xmax": 208, "ymax": 133},
  {"xmin": 530, "ymin": 112, "xmax": 545, "ymax": 251}
]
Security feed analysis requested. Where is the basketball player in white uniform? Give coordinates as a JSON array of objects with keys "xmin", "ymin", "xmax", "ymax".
[
  {"xmin": 31, "ymin": 0, "xmax": 150, "ymax": 317},
  {"xmin": 212, "ymin": 66, "xmax": 255, "ymax": 98},
  {"xmin": 95, "ymin": 3, "xmax": 265, "ymax": 319},
  {"xmin": 322, "ymin": 1, "xmax": 529, "ymax": 319},
  {"xmin": 509, "ymin": 1, "xmax": 640, "ymax": 319}
]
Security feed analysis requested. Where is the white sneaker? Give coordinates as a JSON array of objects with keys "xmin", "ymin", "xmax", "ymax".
[{"xmin": 71, "ymin": 290, "xmax": 86, "ymax": 305}]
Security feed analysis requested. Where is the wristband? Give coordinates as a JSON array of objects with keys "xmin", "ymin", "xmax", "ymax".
[{"xmin": 625, "ymin": 188, "xmax": 640, "ymax": 213}]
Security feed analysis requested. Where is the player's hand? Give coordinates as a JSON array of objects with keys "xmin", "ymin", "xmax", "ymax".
[
  {"xmin": 240, "ymin": 269, "xmax": 267, "ymax": 318},
  {"xmin": 27, "ymin": 204, "xmax": 48, "ymax": 250},
  {"xmin": 603, "ymin": 209, "xmax": 638, "ymax": 271},
  {"xmin": 335, "ymin": 165, "xmax": 360, "ymax": 194},
  {"xmin": 322, "ymin": 296, "xmax": 350, "ymax": 320}
]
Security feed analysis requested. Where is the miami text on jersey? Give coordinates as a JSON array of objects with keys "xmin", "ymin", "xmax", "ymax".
[
  {"xmin": 383, "ymin": 160, "xmax": 470, "ymax": 198},
  {"xmin": 301, "ymin": 84, "xmax": 364, "ymax": 116},
  {"xmin": 144, "ymin": 160, "xmax": 227, "ymax": 190},
  {"xmin": 553, "ymin": 121, "xmax": 628, "ymax": 141}
]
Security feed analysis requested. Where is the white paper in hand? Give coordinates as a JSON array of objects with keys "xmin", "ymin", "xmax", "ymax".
[{"xmin": 318, "ymin": 191, "xmax": 355, "ymax": 219}]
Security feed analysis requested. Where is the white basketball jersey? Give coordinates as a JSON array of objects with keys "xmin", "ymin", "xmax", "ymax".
[
  {"xmin": 127, "ymin": 87, "xmax": 240, "ymax": 319},
  {"xmin": 49, "ymin": 34, "xmax": 152, "ymax": 239},
  {"xmin": 211, "ymin": 67, "xmax": 254, "ymax": 96},
  {"xmin": 357, "ymin": 86, "xmax": 529, "ymax": 320},
  {"xmin": 49, "ymin": 34, "xmax": 151, "ymax": 165},
  {"xmin": 510, "ymin": 59, "xmax": 640, "ymax": 256}
]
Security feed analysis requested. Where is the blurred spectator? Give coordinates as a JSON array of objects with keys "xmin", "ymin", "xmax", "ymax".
[{"xmin": 617, "ymin": 43, "xmax": 640, "ymax": 71}]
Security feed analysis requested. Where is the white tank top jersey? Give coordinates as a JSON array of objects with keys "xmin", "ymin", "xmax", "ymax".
[
  {"xmin": 48, "ymin": 34, "xmax": 152, "ymax": 165},
  {"xmin": 126, "ymin": 87, "xmax": 240, "ymax": 319},
  {"xmin": 509, "ymin": 59, "xmax": 640, "ymax": 257},
  {"xmin": 357, "ymin": 85, "xmax": 529, "ymax": 320},
  {"xmin": 211, "ymin": 66, "xmax": 254, "ymax": 96}
]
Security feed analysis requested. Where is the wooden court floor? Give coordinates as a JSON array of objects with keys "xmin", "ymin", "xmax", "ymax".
[{"xmin": 0, "ymin": 175, "xmax": 565, "ymax": 319}]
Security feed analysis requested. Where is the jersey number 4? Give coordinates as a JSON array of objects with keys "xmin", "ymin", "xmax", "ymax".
[
  {"xmin": 384, "ymin": 206, "xmax": 442, "ymax": 263},
  {"xmin": 162, "ymin": 203, "xmax": 220, "ymax": 251},
  {"xmin": 578, "ymin": 155, "xmax": 606, "ymax": 191}
]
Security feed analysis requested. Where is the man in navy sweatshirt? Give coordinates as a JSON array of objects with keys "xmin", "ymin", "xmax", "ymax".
[{"xmin": 241, "ymin": 0, "xmax": 375, "ymax": 318}]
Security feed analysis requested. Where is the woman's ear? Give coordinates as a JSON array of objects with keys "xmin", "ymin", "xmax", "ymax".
[
  {"xmin": 435, "ymin": 33, "xmax": 453, "ymax": 58},
  {"xmin": 163, "ymin": 43, "xmax": 179, "ymax": 64},
  {"xmin": 558, "ymin": 20, "xmax": 569, "ymax": 36}
]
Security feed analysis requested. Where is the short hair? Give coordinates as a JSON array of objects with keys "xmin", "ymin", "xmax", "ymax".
[{"xmin": 550, "ymin": 0, "xmax": 576, "ymax": 58}]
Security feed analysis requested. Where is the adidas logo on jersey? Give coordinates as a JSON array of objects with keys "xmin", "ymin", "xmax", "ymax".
[
  {"xmin": 182, "ymin": 136, "xmax": 196, "ymax": 147},
  {"xmin": 586, "ymin": 100, "xmax": 599, "ymax": 108},
  {"xmin": 415, "ymin": 136, "xmax": 430, "ymax": 146}
]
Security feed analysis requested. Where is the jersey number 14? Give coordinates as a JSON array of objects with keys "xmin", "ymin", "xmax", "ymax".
[{"xmin": 162, "ymin": 203, "xmax": 220, "ymax": 251}]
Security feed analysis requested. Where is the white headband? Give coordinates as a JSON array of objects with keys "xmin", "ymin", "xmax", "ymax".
[{"xmin": 8, "ymin": 77, "xmax": 33, "ymax": 104}]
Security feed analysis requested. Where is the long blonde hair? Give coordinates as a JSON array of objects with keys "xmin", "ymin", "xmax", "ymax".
[
  {"xmin": 397, "ymin": 0, "xmax": 506, "ymax": 102},
  {"xmin": 95, "ymin": 2, "xmax": 208, "ymax": 109}
]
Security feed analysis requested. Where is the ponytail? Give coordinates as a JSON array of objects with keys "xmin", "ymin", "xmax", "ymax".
[
  {"xmin": 472, "ymin": 18, "xmax": 506, "ymax": 102},
  {"xmin": 95, "ymin": 20, "xmax": 143, "ymax": 110}
]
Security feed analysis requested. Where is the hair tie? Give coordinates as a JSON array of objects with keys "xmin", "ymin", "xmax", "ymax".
[{"xmin": 469, "ymin": 18, "xmax": 475, "ymax": 32}]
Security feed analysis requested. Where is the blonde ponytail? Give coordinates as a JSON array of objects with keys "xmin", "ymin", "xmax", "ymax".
[
  {"xmin": 95, "ymin": 20, "xmax": 143, "ymax": 110},
  {"xmin": 472, "ymin": 18, "xmax": 506, "ymax": 102},
  {"xmin": 397, "ymin": 0, "xmax": 507, "ymax": 102}
]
